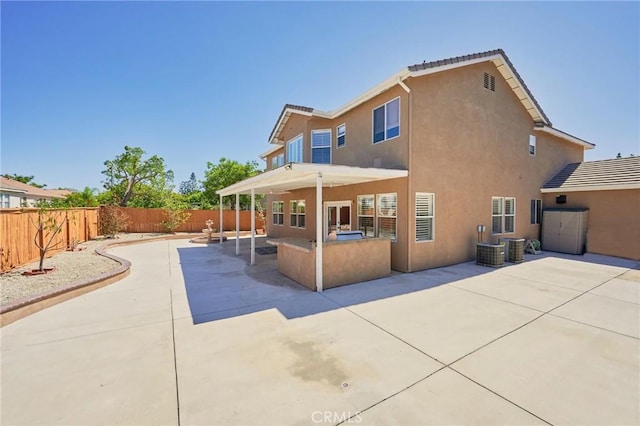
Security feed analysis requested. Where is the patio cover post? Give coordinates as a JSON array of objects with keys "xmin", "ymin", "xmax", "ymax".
[
  {"xmin": 250, "ymin": 188, "xmax": 255, "ymax": 265},
  {"xmin": 235, "ymin": 193, "xmax": 240, "ymax": 256},
  {"xmin": 219, "ymin": 194, "xmax": 223, "ymax": 245},
  {"xmin": 316, "ymin": 172, "xmax": 323, "ymax": 292}
]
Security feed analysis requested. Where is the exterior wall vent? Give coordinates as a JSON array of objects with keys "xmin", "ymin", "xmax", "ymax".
[
  {"xmin": 483, "ymin": 72, "xmax": 496, "ymax": 92},
  {"xmin": 373, "ymin": 158, "xmax": 383, "ymax": 168}
]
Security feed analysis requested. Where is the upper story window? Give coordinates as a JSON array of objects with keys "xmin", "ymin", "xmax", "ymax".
[
  {"xmin": 270, "ymin": 153, "xmax": 284, "ymax": 169},
  {"xmin": 311, "ymin": 130, "xmax": 331, "ymax": 164},
  {"xmin": 529, "ymin": 135, "xmax": 536, "ymax": 156},
  {"xmin": 373, "ymin": 98, "xmax": 400, "ymax": 143},
  {"xmin": 484, "ymin": 72, "xmax": 496, "ymax": 91},
  {"xmin": 287, "ymin": 134, "xmax": 303, "ymax": 163},
  {"xmin": 336, "ymin": 124, "xmax": 346, "ymax": 148}
]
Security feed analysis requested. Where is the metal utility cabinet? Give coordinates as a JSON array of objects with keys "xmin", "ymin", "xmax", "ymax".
[{"xmin": 541, "ymin": 208, "xmax": 589, "ymax": 255}]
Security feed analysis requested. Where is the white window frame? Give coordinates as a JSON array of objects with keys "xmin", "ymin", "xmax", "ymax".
[
  {"xmin": 415, "ymin": 192, "xmax": 435, "ymax": 242},
  {"xmin": 529, "ymin": 135, "xmax": 536, "ymax": 156},
  {"xmin": 289, "ymin": 200, "xmax": 305, "ymax": 229},
  {"xmin": 357, "ymin": 194, "xmax": 375, "ymax": 237},
  {"xmin": 311, "ymin": 129, "xmax": 332, "ymax": 164},
  {"xmin": 491, "ymin": 196, "xmax": 516, "ymax": 235},
  {"xmin": 286, "ymin": 134, "xmax": 303, "ymax": 163},
  {"xmin": 272, "ymin": 201, "xmax": 284, "ymax": 226},
  {"xmin": 372, "ymin": 97, "xmax": 400, "ymax": 144},
  {"xmin": 530, "ymin": 199, "xmax": 542, "ymax": 225},
  {"xmin": 271, "ymin": 157, "xmax": 277, "ymax": 170},
  {"xmin": 1, "ymin": 194, "xmax": 10, "ymax": 208},
  {"xmin": 376, "ymin": 193, "xmax": 397, "ymax": 242},
  {"xmin": 336, "ymin": 123, "xmax": 346, "ymax": 148}
]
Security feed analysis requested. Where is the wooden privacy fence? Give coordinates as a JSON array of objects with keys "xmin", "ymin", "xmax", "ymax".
[
  {"xmin": 109, "ymin": 207, "xmax": 265, "ymax": 233},
  {"xmin": 0, "ymin": 208, "xmax": 99, "ymax": 272}
]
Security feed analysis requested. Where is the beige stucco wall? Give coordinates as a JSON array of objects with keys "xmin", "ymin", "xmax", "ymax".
[
  {"xmin": 276, "ymin": 238, "xmax": 391, "ymax": 291},
  {"xmin": 406, "ymin": 62, "xmax": 584, "ymax": 270},
  {"xmin": 274, "ymin": 87, "xmax": 410, "ymax": 169},
  {"xmin": 266, "ymin": 177, "xmax": 408, "ymax": 271},
  {"xmin": 542, "ymin": 189, "xmax": 640, "ymax": 260}
]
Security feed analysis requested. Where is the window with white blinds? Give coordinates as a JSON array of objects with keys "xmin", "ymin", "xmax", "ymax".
[
  {"xmin": 492, "ymin": 196, "xmax": 515, "ymax": 234},
  {"xmin": 357, "ymin": 195, "xmax": 375, "ymax": 236},
  {"xmin": 415, "ymin": 193, "xmax": 435, "ymax": 242},
  {"xmin": 311, "ymin": 130, "xmax": 331, "ymax": 164},
  {"xmin": 377, "ymin": 193, "xmax": 397, "ymax": 241}
]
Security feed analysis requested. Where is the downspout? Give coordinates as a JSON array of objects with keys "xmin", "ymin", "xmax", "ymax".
[{"xmin": 398, "ymin": 77, "xmax": 413, "ymax": 272}]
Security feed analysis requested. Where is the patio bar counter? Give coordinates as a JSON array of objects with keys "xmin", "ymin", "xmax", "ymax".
[{"xmin": 267, "ymin": 237, "xmax": 391, "ymax": 290}]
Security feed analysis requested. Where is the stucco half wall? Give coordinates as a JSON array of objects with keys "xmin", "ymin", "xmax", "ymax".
[
  {"xmin": 542, "ymin": 189, "xmax": 640, "ymax": 260},
  {"xmin": 276, "ymin": 238, "xmax": 391, "ymax": 290}
]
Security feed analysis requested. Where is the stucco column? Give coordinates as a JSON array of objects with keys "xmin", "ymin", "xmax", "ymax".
[
  {"xmin": 316, "ymin": 172, "xmax": 323, "ymax": 292},
  {"xmin": 235, "ymin": 193, "xmax": 240, "ymax": 255},
  {"xmin": 219, "ymin": 194, "xmax": 223, "ymax": 245},
  {"xmin": 250, "ymin": 188, "xmax": 255, "ymax": 266}
]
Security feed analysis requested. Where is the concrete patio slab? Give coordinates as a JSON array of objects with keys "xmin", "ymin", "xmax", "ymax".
[
  {"xmin": 498, "ymin": 256, "xmax": 627, "ymax": 292},
  {"xmin": 551, "ymin": 292, "xmax": 640, "ymax": 337},
  {"xmin": 2, "ymin": 238, "xmax": 637, "ymax": 426},
  {"xmin": 589, "ymin": 276, "xmax": 639, "ymax": 304},
  {"xmin": 173, "ymin": 297, "xmax": 443, "ymax": 426},
  {"xmin": 1, "ymin": 321, "xmax": 177, "ymax": 426},
  {"xmin": 452, "ymin": 314, "xmax": 639, "ymax": 426},
  {"xmin": 449, "ymin": 271, "xmax": 582, "ymax": 312},
  {"xmin": 357, "ymin": 368, "xmax": 545, "ymax": 425},
  {"xmin": 325, "ymin": 283, "xmax": 541, "ymax": 364}
]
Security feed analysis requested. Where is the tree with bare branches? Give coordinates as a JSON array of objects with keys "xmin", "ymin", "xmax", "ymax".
[{"xmin": 29, "ymin": 208, "xmax": 75, "ymax": 273}]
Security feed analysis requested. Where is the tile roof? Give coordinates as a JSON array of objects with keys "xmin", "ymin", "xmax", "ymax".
[
  {"xmin": 0, "ymin": 177, "xmax": 69, "ymax": 199},
  {"xmin": 268, "ymin": 103, "xmax": 314, "ymax": 144},
  {"xmin": 408, "ymin": 48, "xmax": 551, "ymax": 125},
  {"xmin": 542, "ymin": 157, "xmax": 640, "ymax": 191}
]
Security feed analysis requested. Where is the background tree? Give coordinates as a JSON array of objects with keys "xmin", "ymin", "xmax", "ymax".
[
  {"xmin": 179, "ymin": 172, "xmax": 200, "ymax": 195},
  {"xmin": 101, "ymin": 146, "xmax": 174, "ymax": 207},
  {"xmin": 1, "ymin": 174, "xmax": 46, "ymax": 188},
  {"xmin": 203, "ymin": 158, "xmax": 263, "ymax": 209},
  {"xmin": 63, "ymin": 187, "xmax": 100, "ymax": 207}
]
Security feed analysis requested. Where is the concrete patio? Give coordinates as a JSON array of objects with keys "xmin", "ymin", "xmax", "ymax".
[{"xmin": 1, "ymin": 237, "xmax": 638, "ymax": 425}]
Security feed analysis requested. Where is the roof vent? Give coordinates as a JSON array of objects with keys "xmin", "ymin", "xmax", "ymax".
[{"xmin": 484, "ymin": 72, "xmax": 495, "ymax": 92}]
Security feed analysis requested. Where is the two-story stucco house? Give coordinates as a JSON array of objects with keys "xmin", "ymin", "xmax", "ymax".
[{"xmin": 218, "ymin": 49, "xmax": 595, "ymax": 291}]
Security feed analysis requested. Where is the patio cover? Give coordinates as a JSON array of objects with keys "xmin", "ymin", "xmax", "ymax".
[{"xmin": 216, "ymin": 163, "xmax": 408, "ymax": 292}]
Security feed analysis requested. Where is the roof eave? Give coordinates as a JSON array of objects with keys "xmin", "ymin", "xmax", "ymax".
[
  {"xmin": 541, "ymin": 183, "xmax": 640, "ymax": 193},
  {"xmin": 534, "ymin": 126, "xmax": 595, "ymax": 150}
]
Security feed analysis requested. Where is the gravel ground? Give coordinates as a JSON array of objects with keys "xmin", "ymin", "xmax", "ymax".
[{"xmin": 0, "ymin": 233, "xmax": 166, "ymax": 306}]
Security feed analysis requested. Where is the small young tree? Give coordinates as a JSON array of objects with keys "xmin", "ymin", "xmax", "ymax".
[
  {"xmin": 29, "ymin": 208, "xmax": 74, "ymax": 272},
  {"xmin": 161, "ymin": 200, "xmax": 192, "ymax": 233},
  {"xmin": 99, "ymin": 206, "xmax": 131, "ymax": 238}
]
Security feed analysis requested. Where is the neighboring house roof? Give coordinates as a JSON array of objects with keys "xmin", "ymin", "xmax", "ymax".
[
  {"xmin": 267, "ymin": 48, "xmax": 595, "ymax": 151},
  {"xmin": 0, "ymin": 177, "xmax": 68, "ymax": 199},
  {"xmin": 541, "ymin": 157, "xmax": 640, "ymax": 192}
]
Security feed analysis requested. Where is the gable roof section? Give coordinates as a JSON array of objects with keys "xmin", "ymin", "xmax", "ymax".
[
  {"xmin": 268, "ymin": 49, "xmax": 561, "ymax": 145},
  {"xmin": 0, "ymin": 177, "xmax": 69, "ymax": 199},
  {"xmin": 408, "ymin": 49, "xmax": 551, "ymax": 126},
  {"xmin": 541, "ymin": 157, "xmax": 640, "ymax": 192}
]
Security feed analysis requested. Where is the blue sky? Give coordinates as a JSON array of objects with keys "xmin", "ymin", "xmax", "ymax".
[{"xmin": 1, "ymin": 1, "xmax": 638, "ymax": 190}]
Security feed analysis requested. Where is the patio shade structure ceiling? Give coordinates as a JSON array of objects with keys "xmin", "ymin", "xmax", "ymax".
[
  {"xmin": 216, "ymin": 163, "xmax": 408, "ymax": 292},
  {"xmin": 217, "ymin": 163, "xmax": 409, "ymax": 196}
]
